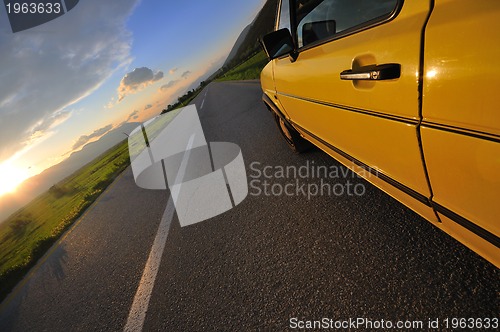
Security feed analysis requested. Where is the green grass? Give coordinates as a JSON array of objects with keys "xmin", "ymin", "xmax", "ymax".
[
  {"xmin": 176, "ymin": 89, "xmax": 202, "ymax": 110},
  {"xmin": 0, "ymin": 108, "xmax": 188, "ymax": 301},
  {"xmin": 0, "ymin": 140, "xmax": 131, "ymax": 300},
  {"xmin": 161, "ymin": 87, "xmax": 204, "ymax": 114},
  {"xmin": 217, "ymin": 51, "xmax": 269, "ymax": 81},
  {"xmin": 0, "ymin": 46, "xmax": 262, "ymax": 299}
]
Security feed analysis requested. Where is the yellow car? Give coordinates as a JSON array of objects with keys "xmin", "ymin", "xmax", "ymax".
[{"xmin": 260, "ymin": 0, "xmax": 500, "ymax": 267}]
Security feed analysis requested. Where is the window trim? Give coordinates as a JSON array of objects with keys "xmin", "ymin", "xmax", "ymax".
[
  {"xmin": 275, "ymin": 0, "xmax": 282, "ymax": 30},
  {"xmin": 275, "ymin": 0, "xmax": 291, "ymax": 31},
  {"xmin": 279, "ymin": 0, "xmax": 404, "ymax": 54}
]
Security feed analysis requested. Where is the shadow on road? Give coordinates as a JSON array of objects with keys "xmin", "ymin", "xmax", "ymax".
[{"xmin": 0, "ymin": 243, "xmax": 69, "ymax": 330}]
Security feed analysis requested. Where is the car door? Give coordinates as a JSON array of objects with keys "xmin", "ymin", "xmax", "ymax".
[
  {"xmin": 420, "ymin": 0, "xmax": 500, "ymax": 258},
  {"xmin": 273, "ymin": 0, "xmax": 433, "ymax": 210}
]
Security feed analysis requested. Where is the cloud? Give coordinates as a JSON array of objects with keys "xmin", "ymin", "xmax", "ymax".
[
  {"xmin": 169, "ymin": 68, "xmax": 178, "ymax": 75},
  {"xmin": 118, "ymin": 67, "xmax": 164, "ymax": 101},
  {"xmin": 29, "ymin": 111, "xmax": 72, "ymax": 142},
  {"xmin": 0, "ymin": 0, "xmax": 139, "ymax": 163},
  {"xmin": 72, "ymin": 124, "xmax": 113, "ymax": 150},
  {"xmin": 105, "ymin": 97, "xmax": 117, "ymax": 109},
  {"xmin": 144, "ymin": 104, "xmax": 152, "ymax": 110},
  {"xmin": 181, "ymin": 71, "xmax": 192, "ymax": 79},
  {"xmin": 118, "ymin": 110, "xmax": 140, "ymax": 127},
  {"xmin": 160, "ymin": 80, "xmax": 179, "ymax": 91},
  {"xmin": 126, "ymin": 110, "xmax": 139, "ymax": 121}
]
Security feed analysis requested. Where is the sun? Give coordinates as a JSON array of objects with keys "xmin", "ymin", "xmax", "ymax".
[{"xmin": 0, "ymin": 163, "xmax": 30, "ymax": 196}]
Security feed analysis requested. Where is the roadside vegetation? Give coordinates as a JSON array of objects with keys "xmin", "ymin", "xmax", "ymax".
[
  {"xmin": 216, "ymin": 51, "xmax": 268, "ymax": 82},
  {"xmin": 0, "ymin": 49, "xmax": 265, "ymax": 302},
  {"xmin": 161, "ymin": 85, "xmax": 205, "ymax": 115},
  {"xmin": 0, "ymin": 0, "xmax": 280, "ymax": 302},
  {"xmin": 161, "ymin": 50, "xmax": 269, "ymax": 115},
  {"xmin": 0, "ymin": 108, "xmax": 183, "ymax": 302},
  {"xmin": 162, "ymin": 50, "xmax": 269, "ymax": 116},
  {"xmin": 0, "ymin": 142, "xmax": 130, "ymax": 301}
]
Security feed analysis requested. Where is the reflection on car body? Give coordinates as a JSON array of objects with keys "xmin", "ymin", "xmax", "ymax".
[{"xmin": 260, "ymin": 0, "xmax": 500, "ymax": 267}]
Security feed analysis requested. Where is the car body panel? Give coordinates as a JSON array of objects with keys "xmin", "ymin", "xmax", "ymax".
[
  {"xmin": 261, "ymin": 62, "xmax": 277, "ymax": 108},
  {"xmin": 273, "ymin": 0, "xmax": 431, "ymax": 197},
  {"xmin": 279, "ymin": 97, "xmax": 430, "ymax": 195},
  {"xmin": 299, "ymin": 124, "xmax": 441, "ymax": 225},
  {"xmin": 422, "ymin": 128, "xmax": 500, "ymax": 257},
  {"xmin": 260, "ymin": 0, "xmax": 500, "ymax": 267},
  {"xmin": 421, "ymin": 0, "xmax": 500, "ymax": 264},
  {"xmin": 422, "ymin": 0, "xmax": 500, "ymax": 136}
]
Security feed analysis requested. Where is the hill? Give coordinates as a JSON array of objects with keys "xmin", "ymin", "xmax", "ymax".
[
  {"xmin": 224, "ymin": 24, "xmax": 253, "ymax": 67},
  {"xmin": 223, "ymin": 0, "xmax": 278, "ymax": 71}
]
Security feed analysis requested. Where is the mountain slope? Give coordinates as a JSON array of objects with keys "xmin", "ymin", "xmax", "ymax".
[
  {"xmin": 224, "ymin": 0, "xmax": 279, "ymax": 70},
  {"xmin": 224, "ymin": 24, "xmax": 253, "ymax": 67}
]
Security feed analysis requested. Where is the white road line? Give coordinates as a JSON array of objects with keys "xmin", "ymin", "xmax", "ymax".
[
  {"xmin": 123, "ymin": 197, "xmax": 175, "ymax": 332},
  {"xmin": 201, "ymin": 89, "xmax": 208, "ymax": 108},
  {"xmin": 124, "ymin": 134, "xmax": 195, "ymax": 332}
]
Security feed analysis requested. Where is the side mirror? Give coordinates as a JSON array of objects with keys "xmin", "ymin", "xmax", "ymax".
[{"xmin": 260, "ymin": 28, "xmax": 295, "ymax": 60}]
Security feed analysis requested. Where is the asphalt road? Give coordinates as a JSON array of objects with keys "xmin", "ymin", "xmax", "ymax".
[{"xmin": 0, "ymin": 81, "xmax": 498, "ymax": 331}]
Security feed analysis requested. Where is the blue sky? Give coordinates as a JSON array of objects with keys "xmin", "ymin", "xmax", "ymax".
[{"xmin": 0, "ymin": 0, "xmax": 266, "ymax": 195}]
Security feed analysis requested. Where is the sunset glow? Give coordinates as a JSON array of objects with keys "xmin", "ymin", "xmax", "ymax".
[
  {"xmin": 0, "ymin": 0, "xmax": 266, "ymax": 219},
  {"xmin": 0, "ymin": 163, "xmax": 29, "ymax": 196}
]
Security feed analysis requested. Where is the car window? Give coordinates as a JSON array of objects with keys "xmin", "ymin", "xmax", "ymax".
[
  {"xmin": 277, "ymin": 0, "xmax": 291, "ymax": 31},
  {"xmin": 296, "ymin": 0, "xmax": 399, "ymax": 48}
]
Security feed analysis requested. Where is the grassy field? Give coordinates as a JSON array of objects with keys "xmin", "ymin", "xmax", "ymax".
[
  {"xmin": 0, "ymin": 107, "xmax": 184, "ymax": 301},
  {"xmin": 217, "ymin": 51, "xmax": 268, "ymax": 81},
  {"xmin": 0, "ymin": 141, "xmax": 131, "ymax": 300}
]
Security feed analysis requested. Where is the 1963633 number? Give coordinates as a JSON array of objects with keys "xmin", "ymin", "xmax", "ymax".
[{"xmin": 6, "ymin": 2, "xmax": 62, "ymax": 14}]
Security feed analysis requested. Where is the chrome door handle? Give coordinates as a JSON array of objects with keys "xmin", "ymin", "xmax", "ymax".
[{"xmin": 340, "ymin": 63, "xmax": 401, "ymax": 81}]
